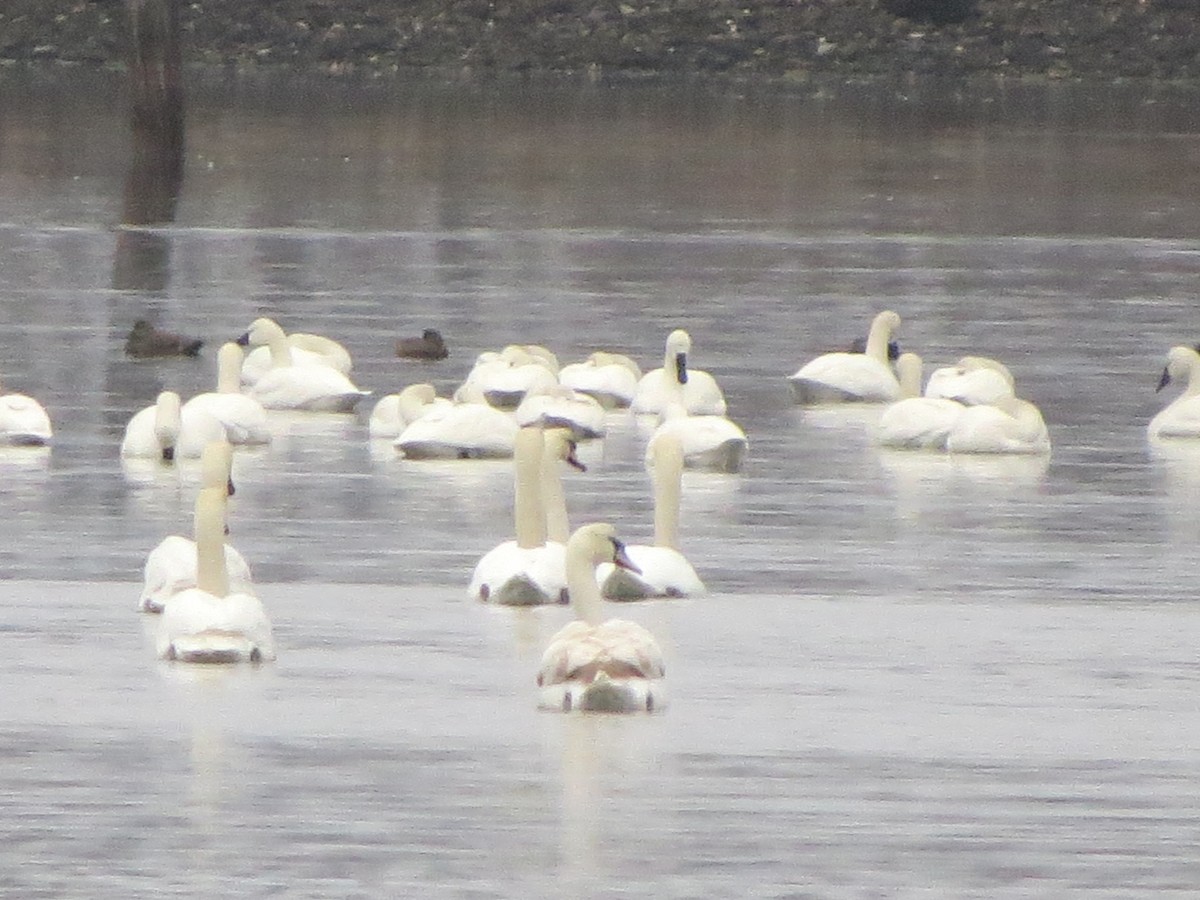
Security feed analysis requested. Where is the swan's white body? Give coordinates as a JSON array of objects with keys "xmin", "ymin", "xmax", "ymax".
[
  {"xmin": 395, "ymin": 400, "xmax": 518, "ymax": 460},
  {"xmin": 120, "ymin": 391, "xmax": 228, "ymax": 460},
  {"xmin": 537, "ymin": 523, "xmax": 666, "ymax": 713},
  {"xmin": 516, "ymin": 384, "xmax": 607, "ymax": 441},
  {"xmin": 877, "ymin": 353, "xmax": 967, "ymax": 450},
  {"xmin": 238, "ymin": 319, "xmax": 368, "ymax": 412},
  {"xmin": 369, "ymin": 383, "xmax": 450, "ymax": 440},
  {"xmin": 156, "ymin": 487, "xmax": 274, "ymax": 663},
  {"xmin": 599, "ymin": 433, "xmax": 704, "ymax": 599},
  {"xmin": 240, "ymin": 321, "xmax": 352, "ymax": 386},
  {"xmin": 790, "ymin": 310, "xmax": 902, "ymax": 404},
  {"xmin": 182, "ymin": 343, "xmax": 271, "ymax": 445},
  {"xmin": 457, "ymin": 346, "xmax": 559, "ymax": 409},
  {"xmin": 139, "ymin": 440, "xmax": 252, "ymax": 613},
  {"xmin": 1149, "ymin": 346, "xmax": 1200, "ymax": 440},
  {"xmin": 924, "ymin": 356, "xmax": 1016, "ymax": 406},
  {"xmin": 646, "ymin": 403, "xmax": 748, "ymax": 473},
  {"xmin": 468, "ymin": 426, "xmax": 581, "ymax": 605},
  {"xmin": 0, "ymin": 381, "xmax": 53, "ymax": 445},
  {"xmin": 558, "ymin": 351, "xmax": 642, "ymax": 409},
  {"xmin": 945, "ymin": 397, "xmax": 1051, "ymax": 455},
  {"xmin": 633, "ymin": 330, "xmax": 727, "ymax": 416}
]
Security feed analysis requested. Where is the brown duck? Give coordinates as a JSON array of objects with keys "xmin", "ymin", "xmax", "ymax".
[
  {"xmin": 395, "ymin": 328, "xmax": 449, "ymax": 361},
  {"xmin": 125, "ymin": 320, "xmax": 204, "ymax": 358}
]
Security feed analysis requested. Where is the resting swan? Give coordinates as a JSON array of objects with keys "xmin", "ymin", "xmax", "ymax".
[
  {"xmin": 237, "ymin": 318, "xmax": 369, "ymax": 412},
  {"xmin": 945, "ymin": 396, "xmax": 1051, "ymax": 455},
  {"xmin": 558, "ymin": 351, "xmax": 642, "ymax": 409},
  {"xmin": 537, "ymin": 523, "xmax": 666, "ymax": 713},
  {"xmin": 156, "ymin": 486, "xmax": 274, "ymax": 663},
  {"xmin": 924, "ymin": 355, "xmax": 1016, "ymax": 406},
  {"xmin": 369, "ymin": 383, "xmax": 450, "ymax": 440},
  {"xmin": 120, "ymin": 390, "xmax": 228, "ymax": 460},
  {"xmin": 456, "ymin": 346, "xmax": 559, "ymax": 409},
  {"xmin": 877, "ymin": 353, "xmax": 967, "ymax": 450},
  {"xmin": 0, "ymin": 378, "xmax": 53, "ymax": 445},
  {"xmin": 182, "ymin": 343, "xmax": 271, "ymax": 445},
  {"xmin": 238, "ymin": 317, "xmax": 352, "ymax": 386},
  {"xmin": 467, "ymin": 425, "xmax": 584, "ymax": 605},
  {"xmin": 647, "ymin": 402, "xmax": 747, "ymax": 473},
  {"xmin": 516, "ymin": 383, "xmax": 607, "ymax": 441},
  {"xmin": 1149, "ymin": 345, "xmax": 1200, "ymax": 440},
  {"xmin": 789, "ymin": 310, "xmax": 902, "ymax": 404},
  {"xmin": 633, "ymin": 330, "xmax": 727, "ymax": 416},
  {"xmin": 598, "ymin": 433, "xmax": 705, "ymax": 599},
  {"xmin": 394, "ymin": 397, "xmax": 519, "ymax": 459},
  {"xmin": 139, "ymin": 440, "xmax": 253, "ymax": 613}
]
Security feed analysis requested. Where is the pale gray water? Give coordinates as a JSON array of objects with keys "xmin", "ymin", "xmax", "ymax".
[{"xmin": 2, "ymin": 71, "xmax": 1200, "ymax": 897}]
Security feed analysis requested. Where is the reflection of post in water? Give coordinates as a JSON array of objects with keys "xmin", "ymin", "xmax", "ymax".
[{"xmin": 114, "ymin": 0, "xmax": 185, "ymax": 292}]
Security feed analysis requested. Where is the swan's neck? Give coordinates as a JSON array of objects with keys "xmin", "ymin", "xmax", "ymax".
[
  {"xmin": 262, "ymin": 323, "xmax": 293, "ymax": 368},
  {"xmin": 194, "ymin": 491, "xmax": 229, "ymax": 597},
  {"xmin": 652, "ymin": 441, "xmax": 684, "ymax": 550},
  {"xmin": 542, "ymin": 455, "xmax": 570, "ymax": 545},
  {"xmin": 896, "ymin": 355, "xmax": 923, "ymax": 398},
  {"xmin": 864, "ymin": 316, "xmax": 894, "ymax": 365},
  {"xmin": 566, "ymin": 547, "xmax": 605, "ymax": 626},
  {"xmin": 513, "ymin": 428, "xmax": 547, "ymax": 549},
  {"xmin": 1183, "ymin": 357, "xmax": 1200, "ymax": 396},
  {"xmin": 396, "ymin": 386, "xmax": 432, "ymax": 422},
  {"xmin": 154, "ymin": 394, "xmax": 181, "ymax": 451},
  {"xmin": 216, "ymin": 344, "xmax": 242, "ymax": 394}
]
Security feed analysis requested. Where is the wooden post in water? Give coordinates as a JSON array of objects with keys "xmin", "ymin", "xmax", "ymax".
[{"xmin": 115, "ymin": 0, "xmax": 184, "ymax": 290}]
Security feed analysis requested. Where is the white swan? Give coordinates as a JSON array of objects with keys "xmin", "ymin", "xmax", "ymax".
[
  {"xmin": 139, "ymin": 440, "xmax": 253, "ymax": 613},
  {"xmin": 468, "ymin": 425, "xmax": 580, "ymax": 605},
  {"xmin": 789, "ymin": 310, "xmax": 902, "ymax": 404},
  {"xmin": 945, "ymin": 396, "xmax": 1051, "ymax": 455},
  {"xmin": 646, "ymin": 402, "xmax": 748, "ymax": 473},
  {"xmin": 537, "ymin": 523, "xmax": 666, "ymax": 713},
  {"xmin": 632, "ymin": 329, "xmax": 727, "ymax": 416},
  {"xmin": 237, "ymin": 318, "xmax": 369, "ymax": 412},
  {"xmin": 238, "ymin": 318, "xmax": 352, "ymax": 386},
  {"xmin": 0, "ymin": 378, "xmax": 52, "ymax": 445},
  {"xmin": 182, "ymin": 343, "xmax": 271, "ymax": 445},
  {"xmin": 598, "ymin": 432, "xmax": 705, "ymax": 599},
  {"xmin": 1149, "ymin": 345, "xmax": 1200, "ymax": 439},
  {"xmin": 558, "ymin": 351, "xmax": 642, "ymax": 409},
  {"xmin": 924, "ymin": 355, "xmax": 1016, "ymax": 406},
  {"xmin": 368, "ymin": 383, "xmax": 450, "ymax": 440},
  {"xmin": 120, "ymin": 390, "xmax": 228, "ymax": 460},
  {"xmin": 456, "ymin": 345, "xmax": 560, "ymax": 410},
  {"xmin": 156, "ymin": 486, "xmax": 274, "ymax": 663},
  {"xmin": 394, "ymin": 397, "xmax": 519, "ymax": 459},
  {"xmin": 877, "ymin": 353, "xmax": 967, "ymax": 450},
  {"xmin": 516, "ymin": 383, "xmax": 607, "ymax": 441}
]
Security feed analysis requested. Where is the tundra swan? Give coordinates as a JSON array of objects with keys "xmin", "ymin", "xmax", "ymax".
[
  {"xmin": 789, "ymin": 310, "xmax": 902, "ymax": 404},
  {"xmin": 516, "ymin": 383, "xmax": 607, "ymax": 441},
  {"xmin": 369, "ymin": 383, "xmax": 450, "ymax": 440},
  {"xmin": 237, "ymin": 319, "xmax": 369, "ymax": 412},
  {"xmin": 632, "ymin": 329, "xmax": 727, "ymax": 416},
  {"xmin": 1149, "ymin": 345, "xmax": 1200, "ymax": 440},
  {"xmin": 238, "ymin": 317, "xmax": 352, "ymax": 385},
  {"xmin": 945, "ymin": 396, "xmax": 1051, "ymax": 455},
  {"xmin": 559, "ymin": 351, "xmax": 642, "ymax": 409},
  {"xmin": 537, "ymin": 523, "xmax": 666, "ymax": 713},
  {"xmin": 0, "ymin": 378, "xmax": 53, "ymax": 445},
  {"xmin": 156, "ymin": 486, "xmax": 274, "ymax": 663},
  {"xmin": 182, "ymin": 343, "xmax": 271, "ymax": 445},
  {"xmin": 877, "ymin": 353, "xmax": 967, "ymax": 450},
  {"xmin": 120, "ymin": 390, "xmax": 227, "ymax": 460},
  {"xmin": 924, "ymin": 355, "xmax": 1016, "ymax": 406}
]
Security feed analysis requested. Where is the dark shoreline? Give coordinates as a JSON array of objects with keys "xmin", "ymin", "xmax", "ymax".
[{"xmin": 2, "ymin": 1, "xmax": 1199, "ymax": 84}]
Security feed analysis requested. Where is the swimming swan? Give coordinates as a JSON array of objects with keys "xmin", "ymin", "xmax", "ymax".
[
  {"xmin": 924, "ymin": 355, "xmax": 1016, "ymax": 406},
  {"xmin": 559, "ymin": 351, "xmax": 642, "ymax": 409},
  {"xmin": 120, "ymin": 390, "xmax": 228, "ymax": 460},
  {"xmin": 238, "ymin": 318, "xmax": 352, "ymax": 385},
  {"xmin": 945, "ymin": 396, "xmax": 1051, "ymax": 455},
  {"xmin": 598, "ymin": 433, "xmax": 705, "ymax": 600},
  {"xmin": 0, "ymin": 378, "xmax": 53, "ymax": 445},
  {"xmin": 1149, "ymin": 345, "xmax": 1200, "ymax": 440},
  {"xmin": 237, "ymin": 318, "xmax": 369, "ymax": 412},
  {"xmin": 789, "ymin": 310, "xmax": 902, "ymax": 404},
  {"xmin": 139, "ymin": 440, "xmax": 253, "ymax": 613},
  {"xmin": 156, "ymin": 486, "xmax": 274, "ymax": 663},
  {"xmin": 537, "ymin": 523, "xmax": 666, "ymax": 713},
  {"xmin": 468, "ymin": 425, "xmax": 583, "ymax": 605},
  {"xmin": 646, "ymin": 402, "xmax": 748, "ymax": 473},
  {"xmin": 633, "ymin": 329, "xmax": 727, "ymax": 416},
  {"xmin": 182, "ymin": 343, "xmax": 271, "ymax": 445},
  {"xmin": 369, "ymin": 383, "xmax": 450, "ymax": 440},
  {"xmin": 877, "ymin": 352, "xmax": 967, "ymax": 450}
]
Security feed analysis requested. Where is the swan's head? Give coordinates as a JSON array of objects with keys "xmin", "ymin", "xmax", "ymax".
[
  {"xmin": 568, "ymin": 523, "xmax": 641, "ymax": 574},
  {"xmin": 873, "ymin": 310, "xmax": 902, "ymax": 335},
  {"xmin": 236, "ymin": 318, "xmax": 282, "ymax": 348},
  {"xmin": 1159, "ymin": 346, "xmax": 1200, "ymax": 392},
  {"xmin": 153, "ymin": 391, "xmax": 182, "ymax": 461},
  {"xmin": 957, "ymin": 355, "xmax": 1015, "ymax": 387},
  {"xmin": 200, "ymin": 439, "xmax": 235, "ymax": 496},
  {"xmin": 217, "ymin": 341, "xmax": 244, "ymax": 368},
  {"xmin": 544, "ymin": 427, "xmax": 586, "ymax": 472},
  {"xmin": 665, "ymin": 330, "xmax": 692, "ymax": 384}
]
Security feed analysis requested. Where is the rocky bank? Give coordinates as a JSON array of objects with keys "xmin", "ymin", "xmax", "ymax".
[{"xmin": 0, "ymin": 0, "xmax": 1198, "ymax": 82}]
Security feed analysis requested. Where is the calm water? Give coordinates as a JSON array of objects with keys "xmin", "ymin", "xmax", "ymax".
[{"xmin": 3, "ymin": 71, "xmax": 1200, "ymax": 897}]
